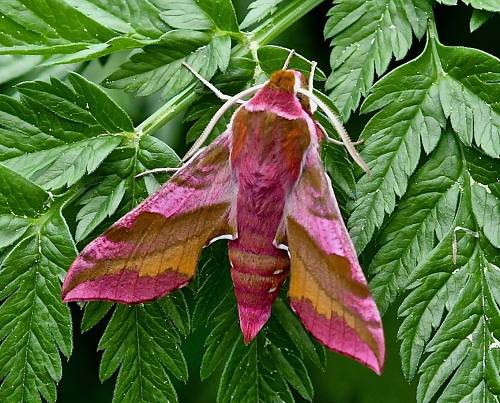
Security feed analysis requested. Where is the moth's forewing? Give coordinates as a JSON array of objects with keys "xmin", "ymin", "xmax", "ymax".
[
  {"xmin": 62, "ymin": 133, "xmax": 236, "ymax": 304},
  {"xmin": 286, "ymin": 145, "xmax": 385, "ymax": 374}
]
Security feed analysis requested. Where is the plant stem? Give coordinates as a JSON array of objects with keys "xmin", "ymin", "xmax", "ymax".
[
  {"xmin": 137, "ymin": 0, "xmax": 326, "ymax": 137},
  {"xmin": 137, "ymin": 84, "xmax": 196, "ymax": 136},
  {"xmin": 248, "ymin": 0, "xmax": 325, "ymax": 47}
]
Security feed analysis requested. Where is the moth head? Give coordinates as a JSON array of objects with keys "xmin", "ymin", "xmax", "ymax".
[{"xmin": 268, "ymin": 70, "xmax": 312, "ymax": 113}]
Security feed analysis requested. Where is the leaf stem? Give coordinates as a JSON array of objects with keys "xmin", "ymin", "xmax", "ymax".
[
  {"xmin": 137, "ymin": 84, "xmax": 197, "ymax": 136},
  {"xmin": 137, "ymin": 0, "xmax": 326, "ymax": 137},
  {"xmin": 246, "ymin": 0, "xmax": 325, "ymax": 47}
]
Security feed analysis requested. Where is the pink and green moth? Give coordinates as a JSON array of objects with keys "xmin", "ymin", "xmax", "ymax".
[{"xmin": 62, "ymin": 55, "xmax": 385, "ymax": 374}]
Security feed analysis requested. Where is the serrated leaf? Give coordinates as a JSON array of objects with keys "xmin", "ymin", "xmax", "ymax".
[
  {"xmin": 4, "ymin": 135, "xmax": 122, "ymax": 190},
  {"xmin": 470, "ymin": 9, "xmax": 494, "ymax": 31},
  {"xmin": 0, "ymin": 0, "xmax": 167, "ymax": 62},
  {"xmin": 211, "ymin": 35, "xmax": 231, "ymax": 72},
  {"xmin": 349, "ymin": 38, "xmax": 445, "ymax": 252},
  {"xmin": 471, "ymin": 183, "xmax": 500, "ymax": 248},
  {"xmin": 0, "ymin": 72, "xmax": 135, "ymax": 190},
  {"xmin": 160, "ymin": 0, "xmax": 239, "ymax": 33},
  {"xmin": 437, "ymin": 44, "xmax": 500, "ymax": 158},
  {"xmin": 240, "ymin": 0, "xmax": 286, "ymax": 29},
  {"xmin": 350, "ymin": 35, "xmax": 500, "ymax": 252},
  {"xmin": 63, "ymin": 0, "xmax": 167, "ymax": 38},
  {"xmin": 75, "ymin": 176, "xmax": 126, "ymax": 242},
  {"xmin": 369, "ymin": 133, "xmax": 462, "ymax": 314},
  {"xmin": 160, "ymin": 0, "xmax": 214, "ymax": 30},
  {"xmin": 0, "ymin": 164, "xmax": 48, "ymax": 215},
  {"xmin": 81, "ymin": 302, "xmax": 113, "ymax": 333},
  {"xmin": 196, "ymin": 244, "xmax": 319, "ymax": 403},
  {"xmin": 439, "ymin": 0, "xmax": 500, "ymax": 12},
  {"xmin": 397, "ymin": 148, "xmax": 500, "ymax": 401},
  {"xmin": 105, "ymin": 30, "xmax": 226, "ymax": 99},
  {"xmin": 195, "ymin": 0, "xmax": 239, "ymax": 32},
  {"xmin": 98, "ymin": 302, "xmax": 188, "ymax": 403},
  {"xmin": 0, "ymin": 165, "xmax": 75, "ymax": 402},
  {"xmin": 324, "ymin": 0, "xmax": 432, "ymax": 119}
]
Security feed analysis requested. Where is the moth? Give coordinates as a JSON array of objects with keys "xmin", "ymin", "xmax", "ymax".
[{"xmin": 62, "ymin": 55, "xmax": 385, "ymax": 374}]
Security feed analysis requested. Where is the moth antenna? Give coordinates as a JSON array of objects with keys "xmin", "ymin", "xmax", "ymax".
[
  {"xmin": 316, "ymin": 121, "xmax": 363, "ymax": 146},
  {"xmin": 135, "ymin": 167, "xmax": 181, "ymax": 178},
  {"xmin": 282, "ymin": 49, "xmax": 296, "ymax": 70},
  {"xmin": 297, "ymin": 88, "xmax": 371, "ymax": 174},
  {"xmin": 308, "ymin": 61, "xmax": 318, "ymax": 114},
  {"xmin": 183, "ymin": 84, "xmax": 266, "ymax": 162},
  {"xmin": 182, "ymin": 62, "xmax": 245, "ymax": 104}
]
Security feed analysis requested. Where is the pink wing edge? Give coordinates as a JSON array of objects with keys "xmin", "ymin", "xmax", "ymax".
[
  {"xmin": 62, "ymin": 131, "xmax": 236, "ymax": 304},
  {"xmin": 284, "ymin": 139, "xmax": 385, "ymax": 375}
]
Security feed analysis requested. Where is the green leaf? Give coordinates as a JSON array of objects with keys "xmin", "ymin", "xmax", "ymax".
[
  {"xmin": 397, "ymin": 145, "xmax": 500, "ymax": 401},
  {"xmin": 63, "ymin": 0, "xmax": 167, "ymax": 38},
  {"xmin": 471, "ymin": 180, "xmax": 500, "ymax": 249},
  {"xmin": 105, "ymin": 30, "xmax": 226, "ymax": 99},
  {"xmin": 81, "ymin": 302, "xmax": 113, "ymax": 333},
  {"xmin": 324, "ymin": 0, "xmax": 432, "ymax": 119},
  {"xmin": 98, "ymin": 301, "xmax": 188, "ymax": 403},
  {"xmin": 3, "ymin": 135, "xmax": 122, "ymax": 190},
  {"xmin": 211, "ymin": 35, "xmax": 232, "ymax": 72},
  {"xmin": 0, "ymin": 72, "xmax": 134, "ymax": 190},
  {"xmin": 368, "ymin": 133, "xmax": 462, "ymax": 314},
  {"xmin": 240, "ymin": 0, "xmax": 286, "ymax": 29},
  {"xmin": 161, "ymin": 0, "xmax": 239, "ymax": 32},
  {"xmin": 75, "ymin": 176, "xmax": 126, "ymax": 242},
  {"xmin": 470, "ymin": 9, "xmax": 494, "ymax": 31},
  {"xmin": 0, "ymin": 0, "xmax": 167, "ymax": 61},
  {"xmin": 438, "ymin": 0, "xmax": 500, "ymax": 12},
  {"xmin": 0, "ymin": 165, "xmax": 75, "ymax": 402},
  {"xmin": 0, "ymin": 55, "xmax": 42, "ymax": 84},
  {"xmin": 348, "ymin": 38, "xmax": 445, "ymax": 252},
  {"xmin": 437, "ymin": 44, "xmax": 500, "ymax": 158},
  {"xmin": 349, "ymin": 35, "xmax": 500, "ymax": 252},
  {"xmin": 0, "ymin": 164, "xmax": 48, "ymax": 215},
  {"xmin": 196, "ymin": 0, "xmax": 239, "ymax": 33},
  {"xmin": 160, "ymin": 0, "xmax": 215, "ymax": 30},
  {"xmin": 196, "ymin": 245, "xmax": 321, "ymax": 403}
]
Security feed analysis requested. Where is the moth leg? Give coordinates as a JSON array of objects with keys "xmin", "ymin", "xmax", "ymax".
[
  {"xmin": 307, "ymin": 61, "xmax": 318, "ymax": 113},
  {"xmin": 182, "ymin": 62, "xmax": 244, "ymax": 104},
  {"xmin": 282, "ymin": 49, "xmax": 296, "ymax": 70},
  {"xmin": 182, "ymin": 84, "xmax": 265, "ymax": 162},
  {"xmin": 135, "ymin": 167, "xmax": 181, "ymax": 178}
]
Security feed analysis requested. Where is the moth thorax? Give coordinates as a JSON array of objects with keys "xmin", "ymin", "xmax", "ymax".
[
  {"xmin": 269, "ymin": 70, "xmax": 312, "ymax": 113},
  {"xmin": 269, "ymin": 70, "xmax": 298, "ymax": 93}
]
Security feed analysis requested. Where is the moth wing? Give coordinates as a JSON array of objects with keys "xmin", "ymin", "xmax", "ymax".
[
  {"xmin": 62, "ymin": 132, "xmax": 236, "ymax": 304},
  {"xmin": 284, "ymin": 146, "xmax": 385, "ymax": 374}
]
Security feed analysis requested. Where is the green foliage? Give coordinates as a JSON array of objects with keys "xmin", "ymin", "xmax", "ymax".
[
  {"xmin": 437, "ymin": 0, "xmax": 500, "ymax": 12},
  {"xmin": 331, "ymin": 5, "xmax": 500, "ymax": 402},
  {"xmin": 240, "ymin": 0, "xmax": 287, "ymax": 29},
  {"xmin": 324, "ymin": 0, "xmax": 432, "ymax": 119},
  {"xmin": 83, "ymin": 294, "xmax": 190, "ymax": 403},
  {"xmin": 193, "ymin": 244, "xmax": 324, "ymax": 403},
  {"xmin": 0, "ymin": 0, "xmax": 498, "ymax": 402},
  {"xmin": 0, "ymin": 165, "xmax": 74, "ymax": 402}
]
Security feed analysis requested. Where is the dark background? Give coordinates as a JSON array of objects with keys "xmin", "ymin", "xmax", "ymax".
[{"xmin": 6, "ymin": 1, "xmax": 492, "ymax": 402}]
